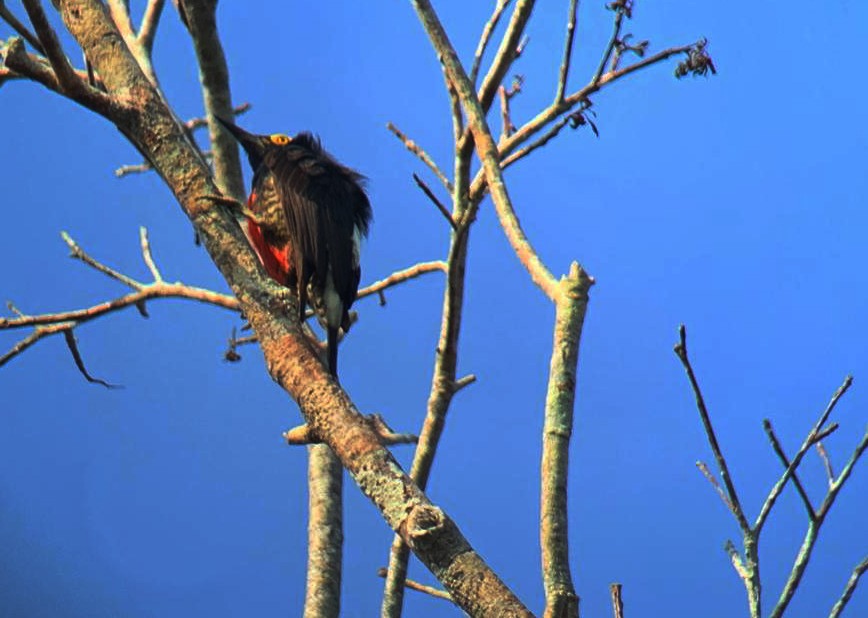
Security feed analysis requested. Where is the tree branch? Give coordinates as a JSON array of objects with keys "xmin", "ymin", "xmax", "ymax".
[
  {"xmin": 413, "ymin": 173, "xmax": 457, "ymax": 230},
  {"xmin": 829, "ymin": 556, "xmax": 868, "ymax": 618},
  {"xmin": 610, "ymin": 583, "xmax": 623, "ymax": 618},
  {"xmin": 674, "ymin": 325, "xmax": 751, "ymax": 534},
  {"xmin": 137, "ymin": 0, "xmax": 165, "ymax": 54},
  {"xmin": 377, "ymin": 567, "xmax": 453, "ymax": 602},
  {"xmin": 42, "ymin": 3, "xmax": 528, "ymax": 613},
  {"xmin": 0, "ymin": 2, "xmax": 45, "ymax": 53},
  {"xmin": 414, "ymin": 0, "xmax": 558, "ymax": 301},
  {"xmin": 303, "ymin": 444, "xmax": 343, "ymax": 618},
  {"xmin": 179, "ymin": 0, "xmax": 245, "ymax": 202},
  {"xmin": 541, "ymin": 263, "xmax": 592, "ymax": 618},
  {"xmin": 554, "ymin": 0, "xmax": 579, "ymax": 103},
  {"xmin": 387, "ymin": 122, "xmax": 453, "ymax": 192},
  {"xmin": 754, "ymin": 376, "xmax": 852, "ymax": 534},
  {"xmin": 469, "ymin": 0, "xmax": 512, "ymax": 85},
  {"xmin": 763, "ymin": 419, "xmax": 815, "ymax": 521}
]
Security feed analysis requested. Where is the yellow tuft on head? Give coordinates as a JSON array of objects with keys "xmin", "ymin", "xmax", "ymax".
[{"xmin": 269, "ymin": 133, "xmax": 292, "ymax": 145}]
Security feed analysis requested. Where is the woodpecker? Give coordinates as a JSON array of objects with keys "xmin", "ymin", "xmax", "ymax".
[{"xmin": 216, "ymin": 117, "xmax": 372, "ymax": 378}]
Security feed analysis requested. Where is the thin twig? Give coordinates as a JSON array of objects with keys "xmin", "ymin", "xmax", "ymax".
[
  {"xmin": 377, "ymin": 568, "xmax": 453, "ymax": 602},
  {"xmin": 554, "ymin": 0, "xmax": 579, "ymax": 102},
  {"xmin": 815, "ymin": 442, "xmax": 835, "ymax": 487},
  {"xmin": 0, "ymin": 283, "xmax": 238, "ymax": 333},
  {"xmin": 592, "ymin": 1, "xmax": 627, "ymax": 85},
  {"xmin": 754, "ymin": 376, "xmax": 853, "ymax": 533},
  {"xmin": 763, "ymin": 419, "xmax": 815, "ymax": 521},
  {"xmin": 357, "ymin": 261, "xmax": 447, "ymax": 301},
  {"xmin": 470, "ymin": 42, "xmax": 699, "ymax": 195},
  {"xmin": 412, "ymin": 173, "xmax": 456, "ymax": 230},
  {"xmin": 453, "ymin": 374, "xmax": 476, "ymax": 393},
  {"xmin": 139, "ymin": 227, "xmax": 163, "ymax": 282},
  {"xmin": 61, "ymin": 231, "xmax": 144, "ymax": 290},
  {"xmin": 474, "ymin": 0, "xmax": 535, "ymax": 127},
  {"xmin": 386, "ymin": 122, "xmax": 452, "ymax": 191},
  {"xmin": 674, "ymin": 325, "xmax": 751, "ymax": 535},
  {"xmin": 469, "ymin": 0, "xmax": 513, "ymax": 85},
  {"xmin": 696, "ymin": 461, "xmax": 735, "ymax": 514},
  {"xmin": 768, "ymin": 428, "xmax": 868, "ymax": 618},
  {"xmin": 0, "ymin": 328, "xmax": 45, "ymax": 367},
  {"xmin": 501, "ymin": 113, "xmax": 571, "ymax": 170},
  {"xmin": 829, "ymin": 556, "xmax": 868, "ymax": 618}
]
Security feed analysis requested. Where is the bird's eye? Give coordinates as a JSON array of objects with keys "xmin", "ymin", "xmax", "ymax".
[{"xmin": 270, "ymin": 133, "xmax": 291, "ymax": 145}]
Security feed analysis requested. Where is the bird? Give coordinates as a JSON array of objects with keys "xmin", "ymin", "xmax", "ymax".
[{"xmin": 216, "ymin": 116, "xmax": 372, "ymax": 379}]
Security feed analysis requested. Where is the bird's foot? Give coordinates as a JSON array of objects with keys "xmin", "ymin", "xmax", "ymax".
[{"xmin": 198, "ymin": 194, "xmax": 265, "ymax": 225}]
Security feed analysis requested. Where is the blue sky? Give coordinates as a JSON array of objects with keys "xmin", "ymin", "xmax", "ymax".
[{"xmin": 1, "ymin": 2, "xmax": 867, "ymax": 616}]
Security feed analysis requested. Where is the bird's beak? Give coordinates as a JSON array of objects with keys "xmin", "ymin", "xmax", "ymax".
[{"xmin": 215, "ymin": 116, "xmax": 267, "ymax": 163}]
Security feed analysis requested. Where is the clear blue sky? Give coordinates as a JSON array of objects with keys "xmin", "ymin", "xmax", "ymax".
[{"xmin": 2, "ymin": 2, "xmax": 866, "ymax": 617}]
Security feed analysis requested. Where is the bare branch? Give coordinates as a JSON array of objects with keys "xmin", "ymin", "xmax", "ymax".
[
  {"xmin": 475, "ymin": 0, "xmax": 535, "ymax": 126},
  {"xmin": 377, "ymin": 568, "xmax": 453, "ymax": 602},
  {"xmin": 769, "ymin": 425, "xmax": 867, "ymax": 618},
  {"xmin": 497, "ymin": 77, "xmax": 522, "ymax": 141},
  {"xmin": 137, "ymin": 0, "xmax": 166, "ymax": 53},
  {"xmin": 0, "ymin": 3, "xmax": 45, "ymax": 53},
  {"xmin": 554, "ymin": 0, "xmax": 579, "ymax": 102},
  {"xmin": 763, "ymin": 419, "xmax": 816, "ymax": 521},
  {"xmin": 62, "ymin": 230, "xmax": 144, "ymax": 289},
  {"xmin": 469, "ymin": 0, "xmax": 512, "ymax": 85},
  {"xmin": 106, "ymin": 0, "xmax": 136, "ymax": 40},
  {"xmin": 139, "ymin": 226, "xmax": 163, "ymax": 282},
  {"xmin": 458, "ymin": 0, "xmax": 535, "ymax": 161},
  {"xmin": 22, "ymin": 0, "xmax": 86, "ymax": 95},
  {"xmin": 755, "ymin": 376, "xmax": 852, "ymax": 533},
  {"xmin": 453, "ymin": 373, "xmax": 476, "ymax": 393},
  {"xmin": 829, "ymin": 556, "xmax": 868, "ymax": 618},
  {"xmin": 696, "ymin": 461, "xmax": 735, "ymax": 514},
  {"xmin": 0, "ymin": 327, "xmax": 47, "ymax": 367},
  {"xmin": 304, "ymin": 444, "xmax": 343, "ymax": 618},
  {"xmin": 413, "ymin": 173, "xmax": 456, "ymax": 230},
  {"xmin": 357, "ymin": 261, "xmax": 447, "ymax": 301},
  {"xmin": 469, "ymin": 40, "xmax": 705, "ymax": 200},
  {"xmin": 610, "ymin": 583, "xmax": 623, "ymax": 618},
  {"xmin": 500, "ymin": 112, "xmax": 571, "ymax": 170},
  {"xmin": 541, "ymin": 263, "xmax": 591, "ymax": 618},
  {"xmin": 114, "ymin": 161, "xmax": 153, "ymax": 177},
  {"xmin": 674, "ymin": 326, "xmax": 751, "ymax": 534},
  {"xmin": 387, "ymin": 122, "xmax": 452, "ymax": 192},
  {"xmin": 815, "ymin": 441, "xmax": 835, "ymax": 487},
  {"xmin": 592, "ymin": 0, "xmax": 629, "ymax": 85},
  {"xmin": 180, "ymin": 0, "xmax": 246, "ymax": 202}
]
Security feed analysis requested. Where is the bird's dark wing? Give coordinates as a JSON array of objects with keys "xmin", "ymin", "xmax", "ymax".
[{"xmin": 263, "ymin": 134, "xmax": 371, "ymax": 318}]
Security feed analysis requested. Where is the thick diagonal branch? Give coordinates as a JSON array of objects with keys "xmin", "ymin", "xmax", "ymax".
[{"xmin": 48, "ymin": 2, "xmax": 528, "ymax": 614}]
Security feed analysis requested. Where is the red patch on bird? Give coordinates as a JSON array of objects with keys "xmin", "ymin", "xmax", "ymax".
[{"xmin": 247, "ymin": 219, "xmax": 292, "ymax": 285}]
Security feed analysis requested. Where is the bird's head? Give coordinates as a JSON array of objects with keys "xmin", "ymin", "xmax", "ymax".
[{"xmin": 215, "ymin": 116, "xmax": 293, "ymax": 170}]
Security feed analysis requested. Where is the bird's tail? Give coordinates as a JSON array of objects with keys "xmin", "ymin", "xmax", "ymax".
[{"xmin": 327, "ymin": 326, "xmax": 339, "ymax": 380}]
